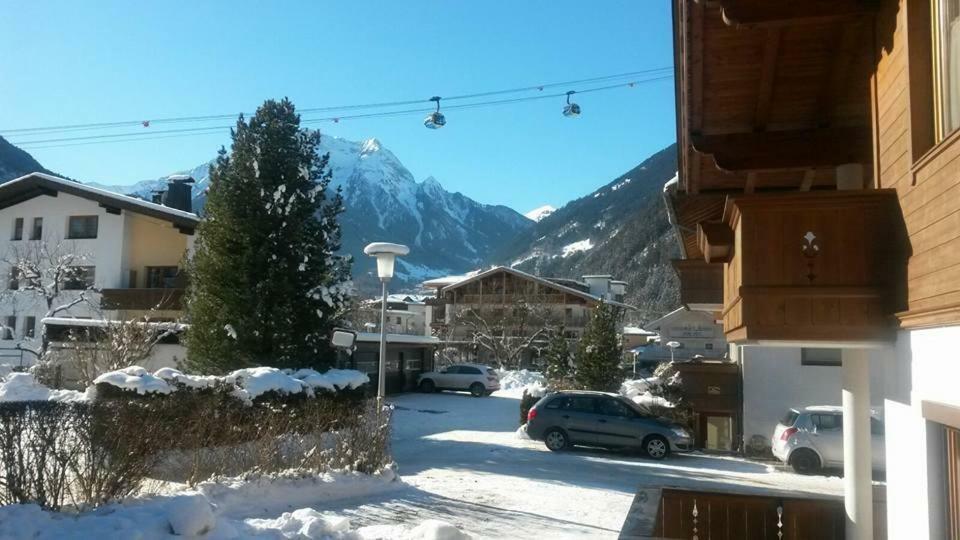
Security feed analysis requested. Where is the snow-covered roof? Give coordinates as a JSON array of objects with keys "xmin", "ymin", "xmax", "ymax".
[
  {"xmin": 0, "ymin": 173, "xmax": 200, "ymax": 230},
  {"xmin": 42, "ymin": 317, "xmax": 188, "ymax": 331},
  {"xmin": 421, "ymin": 270, "xmax": 482, "ymax": 289},
  {"xmin": 356, "ymin": 332, "xmax": 439, "ymax": 345},
  {"xmin": 623, "ymin": 326, "xmax": 657, "ymax": 335},
  {"xmin": 437, "ymin": 266, "xmax": 636, "ymax": 310}
]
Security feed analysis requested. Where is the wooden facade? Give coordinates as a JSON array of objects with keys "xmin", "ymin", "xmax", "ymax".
[{"xmin": 669, "ymin": 0, "xmax": 960, "ymax": 343}]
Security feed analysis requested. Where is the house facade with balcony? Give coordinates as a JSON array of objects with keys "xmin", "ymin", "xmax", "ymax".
[
  {"xmin": 422, "ymin": 266, "xmax": 632, "ymax": 366},
  {"xmin": 668, "ymin": 1, "xmax": 960, "ymax": 537},
  {"xmin": 0, "ymin": 172, "xmax": 198, "ymax": 372}
]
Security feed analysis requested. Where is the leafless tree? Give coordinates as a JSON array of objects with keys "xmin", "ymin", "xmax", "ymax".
[
  {"xmin": 0, "ymin": 239, "xmax": 97, "ymax": 364},
  {"xmin": 443, "ymin": 297, "xmax": 559, "ymax": 369}
]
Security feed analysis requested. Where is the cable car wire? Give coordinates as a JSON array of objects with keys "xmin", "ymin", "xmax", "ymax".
[{"xmin": 1, "ymin": 68, "xmax": 671, "ymax": 137}]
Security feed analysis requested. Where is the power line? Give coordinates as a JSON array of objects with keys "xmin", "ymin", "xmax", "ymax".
[
  {"xmin": 2, "ymin": 68, "xmax": 671, "ymax": 137},
  {"xmin": 14, "ymin": 75, "xmax": 672, "ymax": 150}
]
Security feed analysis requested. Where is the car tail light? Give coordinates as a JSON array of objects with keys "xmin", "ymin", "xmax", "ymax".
[
  {"xmin": 780, "ymin": 426, "xmax": 798, "ymax": 441},
  {"xmin": 527, "ymin": 408, "xmax": 538, "ymax": 421}
]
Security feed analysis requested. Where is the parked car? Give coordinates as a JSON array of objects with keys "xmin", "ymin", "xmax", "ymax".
[
  {"xmin": 772, "ymin": 406, "xmax": 886, "ymax": 474},
  {"xmin": 418, "ymin": 364, "xmax": 500, "ymax": 397},
  {"xmin": 525, "ymin": 390, "xmax": 693, "ymax": 459}
]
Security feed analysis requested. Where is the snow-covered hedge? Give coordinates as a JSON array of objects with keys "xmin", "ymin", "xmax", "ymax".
[{"xmin": 91, "ymin": 366, "xmax": 369, "ymax": 403}]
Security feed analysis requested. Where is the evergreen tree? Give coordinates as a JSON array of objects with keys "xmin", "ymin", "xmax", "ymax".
[
  {"xmin": 574, "ymin": 302, "xmax": 623, "ymax": 391},
  {"xmin": 185, "ymin": 99, "xmax": 351, "ymax": 373},
  {"xmin": 543, "ymin": 326, "xmax": 574, "ymax": 386}
]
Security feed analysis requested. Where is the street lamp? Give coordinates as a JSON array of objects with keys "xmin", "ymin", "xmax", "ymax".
[
  {"xmin": 363, "ymin": 242, "xmax": 410, "ymax": 404},
  {"xmin": 666, "ymin": 341, "xmax": 681, "ymax": 363}
]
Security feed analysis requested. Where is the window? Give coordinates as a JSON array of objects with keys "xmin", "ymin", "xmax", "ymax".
[
  {"xmin": 2, "ymin": 316, "xmax": 15, "ymax": 340},
  {"xmin": 11, "ymin": 218, "xmax": 22, "ymax": 241},
  {"xmin": 562, "ymin": 396, "xmax": 597, "ymax": 413},
  {"xmin": 598, "ymin": 398, "xmax": 635, "ymax": 418},
  {"xmin": 801, "ymin": 348, "xmax": 842, "ymax": 367},
  {"xmin": 64, "ymin": 266, "xmax": 95, "ymax": 290},
  {"xmin": 145, "ymin": 266, "xmax": 179, "ymax": 288},
  {"xmin": 935, "ymin": 0, "xmax": 960, "ymax": 137},
  {"xmin": 705, "ymin": 343, "xmax": 713, "ymax": 350},
  {"xmin": 24, "ymin": 316, "xmax": 35, "ymax": 339},
  {"xmin": 943, "ymin": 425, "xmax": 960, "ymax": 539},
  {"xmin": 781, "ymin": 410, "xmax": 800, "ymax": 427},
  {"xmin": 30, "ymin": 218, "xmax": 42, "ymax": 240},
  {"xmin": 67, "ymin": 215, "xmax": 98, "ymax": 239},
  {"xmin": 395, "ymin": 316, "xmax": 402, "ymax": 325},
  {"xmin": 870, "ymin": 417, "xmax": 885, "ymax": 436},
  {"xmin": 811, "ymin": 413, "xmax": 842, "ymax": 431},
  {"xmin": 460, "ymin": 366, "xmax": 482, "ymax": 375},
  {"xmin": 7, "ymin": 268, "xmax": 18, "ymax": 290}
]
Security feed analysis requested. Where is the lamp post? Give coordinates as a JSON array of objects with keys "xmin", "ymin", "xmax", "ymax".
[
  {"xmin": 363, "ymin": 242, "xmax": 410, "ymax": 405},
  {"xmin": 666, "ymin": 341, "xmax": 680, "ymax": 363}
]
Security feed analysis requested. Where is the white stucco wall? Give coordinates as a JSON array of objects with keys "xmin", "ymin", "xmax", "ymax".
[
  {"xmin": 740, "ymin": 345, "xmax": 899, "ymax": 449},
  {"xmin": 0, "ymin": 192, "xmax": 128, "ymax": 354},
  {"xmin": 884, "ymin": 325, "xmax": 960, "ymax": 540}
]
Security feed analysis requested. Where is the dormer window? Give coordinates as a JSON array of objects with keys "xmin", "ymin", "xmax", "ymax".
[{"xmin": 67, "ymin": 216, "xmax": 98, "ymax": 239}]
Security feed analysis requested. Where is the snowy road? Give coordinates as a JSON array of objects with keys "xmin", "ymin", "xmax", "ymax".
[{"xmin": 316, "ymin": 391, "xmax": 847, "ymax": 539}]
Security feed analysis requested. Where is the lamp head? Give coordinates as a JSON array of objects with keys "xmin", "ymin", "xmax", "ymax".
[{"xmin": 363, "ymin": 242, "xmax": 410, "ymax": 280}]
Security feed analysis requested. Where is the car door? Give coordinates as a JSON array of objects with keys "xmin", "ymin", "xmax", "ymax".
[
  {"xmin": 434, "ymin": 366, "xmax": 459, "ymax": 389},
  {"xmin": 458, "ymin": 366, "xmax": 483, "ymax": 389},
  {"xmin": 558, "ymin": 396, "xmax": 600, "ymax": 445},
  {"xmin": 594, "ymin": 397, "xmax": 643, "ymax": 448},
  {"xmin": 810, "ymin": 413, "xmax": 844, "ymax": 466}
]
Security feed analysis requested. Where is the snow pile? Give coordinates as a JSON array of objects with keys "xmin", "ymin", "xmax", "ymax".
[
  {"xmin": 523, "ymin": 383, "xmax": 548, "ymax": 399},
  {"xmin": 497, "ymin": 369, "xmax": 545, "ymax": 391},
  {"xmin": 620, "ymin": 377, "xmax": 675, "ymax": 409},
  {"xmin": 0, "ymin": 467, "xmax": 436, "ymax": 539},
  {"xmin": 154, "ymin": 367, "xmax": 219, "ymax": 389},
  {"xmin": 93, "ymin": 366, "xmax": 174, "ymax": 395},
  {"xmin": 0, "ymin": 372, "xmax": 88, "ymax": 402},
  {"xmin": 92, "ymin": 366, "xmax": 369, "ymax": 402},
  {"xmin": 226, "ymin": 367, "xmax": 308, "ymax": 401},
  {"xmin": 291, "ymin": 368, "xmax": 370, "ymax": 392}
]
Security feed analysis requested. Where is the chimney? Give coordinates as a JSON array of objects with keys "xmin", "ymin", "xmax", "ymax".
[
  {"xmin": 582, "ymin": 275, "xmax": 613, "ymax": 299},
  {"xmin": 162, "ymin": 175, "xmax": 195, "ymax": 213}
]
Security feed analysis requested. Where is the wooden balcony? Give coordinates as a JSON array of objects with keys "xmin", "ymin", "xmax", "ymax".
[
  {"xmin": 672, "ymin": 258, "xmax": 723, "ymax": 311},
  {"xmin": 100, "ymin": 288, "xmax": 185, "ymax": 311},
  {"xmin": 711, "ymin": 190, "xmax": 906, "ymax": 344}
]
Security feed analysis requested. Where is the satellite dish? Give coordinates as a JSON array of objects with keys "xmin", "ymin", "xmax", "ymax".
[
  {"xmin": 563, "ymin": 91, "xmax": 581, "ymax": 118},
  {"xmin": 424, "ymin": 96, "xmax": 446, "ymax": 129}
]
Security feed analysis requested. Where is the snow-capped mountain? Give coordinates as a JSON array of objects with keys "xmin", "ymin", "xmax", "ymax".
[
  {"xmin": 94, "ymin": 137, "xmax": 532, "ymax": 294},
  {"xmin": 496, "ymin": 144, "xmax": 681, "ymax": 322},
  {"xmin": 524, "ymin": 205, "xmax": 556, "ymax": 222}
]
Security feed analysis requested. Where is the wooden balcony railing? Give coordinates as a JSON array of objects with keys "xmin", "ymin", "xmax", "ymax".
[{"xmin": 100, "ymin": 288, "xmax": 185, "ymax": 311}]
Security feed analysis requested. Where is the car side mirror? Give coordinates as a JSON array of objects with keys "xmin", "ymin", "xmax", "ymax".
[{"xmin": 330, "ymin": 328, "xmax": 357, "ymax": 350}]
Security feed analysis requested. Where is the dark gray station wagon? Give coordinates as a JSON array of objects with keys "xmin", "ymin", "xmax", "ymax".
[{"xmin": 525, "ymin": 391, "xmax": 693, "ymax": 459}]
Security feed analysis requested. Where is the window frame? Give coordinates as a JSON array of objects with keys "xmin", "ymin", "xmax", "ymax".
[
  {"xmin": 24, "ymin": 316, "xmax": 35, "ymax": 339},
  {"xmin": 11, "ymin": 218, "xmax": 23, "ymax": 241},
  {"xmin": 2, "ymin": 316, "xmax": 15, "ymax": 340},
  {"xmin": 30, "ymin": 217, "xmax": 42, "ymax": 241},
  {"xmin": 66, "ymin": 215, "xmax": 99, "ymax": 240},
  {"xmin": 800, "ymin": 348, "xmax": 842, "ymax": 367}
]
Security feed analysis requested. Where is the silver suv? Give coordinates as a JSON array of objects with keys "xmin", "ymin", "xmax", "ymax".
[
  {"xmin": 525, "ymin": 391, "xmax": 692, "ymax": 459},
  {"xmin": 418, "ymin": 364, "xmax": 500, "ymax": 397}
]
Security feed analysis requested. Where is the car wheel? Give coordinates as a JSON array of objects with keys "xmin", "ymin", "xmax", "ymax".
[
  {"xmin": 544, "ymin": 428, "xmax": 569, "ymax": 452},
  {"xmin": 643, "ymin": 435, "xmax": 669, "ymax": 460},
  {"xmin": 469, "ymin": 382, "xmax": 485, "ymax": 397},
  {"xmin": 790, "ymin": 449, "xmax": 821, "ymax": 474},
  {"xmin": 419, "ymin": 379, "xmax": 436, "ymax": 393}
]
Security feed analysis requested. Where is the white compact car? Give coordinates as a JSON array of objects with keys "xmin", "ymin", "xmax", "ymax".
[
  {"xmin": 772, "ymin": 405, "xmax": 885, "ymax": 474},
  {"xmin": 417, "ymin": 364, "xmax": 500, "ymax": 397}
]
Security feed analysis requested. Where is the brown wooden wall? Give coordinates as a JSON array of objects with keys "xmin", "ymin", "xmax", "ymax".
[{"xmin": 875, "ymin": 0, "xmax": 960, "ymax": 328}]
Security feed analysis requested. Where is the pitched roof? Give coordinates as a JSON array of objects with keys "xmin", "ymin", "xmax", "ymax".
[
  {"xmin": 0, "ymin": 172, "xmax": 200, "ymax": 232},
  {"xmin": 438, "ymin": 266, "xmax": 635, "ymax": 310}
]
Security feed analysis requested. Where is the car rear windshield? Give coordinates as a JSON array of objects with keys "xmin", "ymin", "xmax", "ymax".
[{"xmin": 780, "ymin": 410, "xmax": 800, "ymax": 426}]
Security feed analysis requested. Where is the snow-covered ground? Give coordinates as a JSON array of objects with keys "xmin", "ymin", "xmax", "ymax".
[
  {"xmin": 0, "ymin": 382, "xmax": 851, "ymax": 538},
  {"xmin": 330, "ymin": 390, "xmax": 847, "ymax": 539}
]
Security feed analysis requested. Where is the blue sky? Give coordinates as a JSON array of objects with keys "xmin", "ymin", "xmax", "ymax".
[{"xmin": 0, "ymin": 1, "xmax": 676, "ymax": 213}]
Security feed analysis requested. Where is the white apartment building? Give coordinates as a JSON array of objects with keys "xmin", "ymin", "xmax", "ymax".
[{"xmin": 0, "ymin": 172, "xmax": 199, "ymax": 371}]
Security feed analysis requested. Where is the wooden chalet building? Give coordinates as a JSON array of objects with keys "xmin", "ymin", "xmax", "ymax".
[{"xmin": 668, "ymin": 0, "xmax": 960, "ymax": 538}]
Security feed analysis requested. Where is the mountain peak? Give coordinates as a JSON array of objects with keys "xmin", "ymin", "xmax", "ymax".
[
  {"xmin": 359, "ymin": 138, "xmax": 382, "ymax": 156},
  {"xmin": 524, "ymin": 205, "xmax": 556, "ymax": 222}
]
